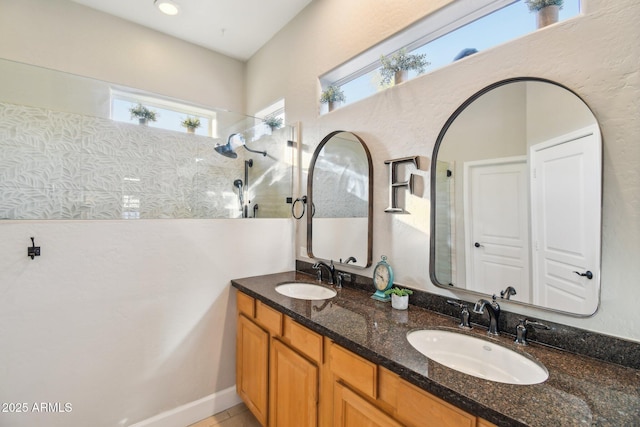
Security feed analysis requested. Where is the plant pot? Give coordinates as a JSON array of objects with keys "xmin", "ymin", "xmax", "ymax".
[
  {"xmin": 537, "ymin": 5, "xmax": 559, "ymax": 29},
  {"xmin": 328, "ymin": 101, "xmax": 340, "ymax": 112},
  {"xmin": 186, "ymin": 127, "xmax": 196, "ymax": 134},
  {"xmin": 394, "ymin": 70, "xmax": 409, "ymax": 85},
  {"xmin": 391, "ymin": 294, "xmax": 409, "ymax": 310},
  {"xmin": 138, "ymin": 118, "xmax": 148, "ymax": 126}
]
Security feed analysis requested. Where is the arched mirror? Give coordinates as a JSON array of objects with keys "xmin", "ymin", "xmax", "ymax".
[
  {"xmin": 307, "ymin": 131, "xmax": 373, "ymax": 268},
  {"xmin": 430, "ymin": 78, "xmax": 602, "ymax": 316}
]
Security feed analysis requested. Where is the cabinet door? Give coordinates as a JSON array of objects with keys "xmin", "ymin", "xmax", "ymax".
[
  {"xmin": 396, "ymin": 380, "xmax": 475, "ymax": 427},
  {"xmin": 270, "ymin": 338, "xmax": 319, "ymax": 427},
  {"xmin": 333, "ymin": 381, "xmax": 402, "ymax": 427},
  {"xmin": 237, "ymin": 314, "xmax": 269, "ymax": 427}
]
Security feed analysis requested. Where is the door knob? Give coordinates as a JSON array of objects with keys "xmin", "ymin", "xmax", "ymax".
[
  {"xmin": 474, "ymin": 242, "xmax": 484, "ymax": 248},
  {"xmin": 573, "ymin": 270, "xmax": 593, "ymax": 280}
]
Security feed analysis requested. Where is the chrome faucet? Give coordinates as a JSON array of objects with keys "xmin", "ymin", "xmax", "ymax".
[
  {"xmin": 341, "ymin": 256, "xmax": 357, "ymax": 264},
  {"xmin": 514, "ymin": 319, "xmax": 550, "ymax": 346},
  {"xmin": 500, "ymin": 286, "xmax": 517, "ymax": 300},
  {"xmin": 312, "ymin": 261, "xmax": 336, "ymax": 284},
  {"xmin": 473, "ymin": 295, "xmax": 500, "ymax": 335}
]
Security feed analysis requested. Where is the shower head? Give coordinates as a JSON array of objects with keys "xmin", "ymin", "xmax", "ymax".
[
  {"xmin": 233, "ymin": 179, "xmax": 243, "ymax": 189},
  {"xmin": 214, "ymin": 133, "xmax": 245, "ymax": 159},
  {"xmin": 214, "ymin": 132, "xmax": 268, "ymax": 158}
]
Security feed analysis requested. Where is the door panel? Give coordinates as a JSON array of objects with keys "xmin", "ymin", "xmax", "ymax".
[
  {"xmin": 464, "ymin": 156, "xmax": 530, "ymax": 300},
  {"xmin": 530, "ymin": 126, "xmax": 601, "ymax": 314}
]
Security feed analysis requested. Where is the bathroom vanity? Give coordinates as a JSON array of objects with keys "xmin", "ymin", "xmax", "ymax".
[{"xmin": 232, "ymin": 272, "xmax": 640, "ymax": 427}]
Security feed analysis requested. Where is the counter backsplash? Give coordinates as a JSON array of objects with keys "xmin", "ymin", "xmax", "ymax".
[{"xmin": 296, "ymin": 260, "xmax": 640, "ymax": 370}]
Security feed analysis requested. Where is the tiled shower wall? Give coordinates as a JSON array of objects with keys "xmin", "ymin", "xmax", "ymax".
[{"xmin": 0, "ymin": 102, "xmax": 292, "ymax": 220}]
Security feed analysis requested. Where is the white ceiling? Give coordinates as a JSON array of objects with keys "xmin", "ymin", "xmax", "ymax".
[{"xmin": 71, "ymin": 0, "xmax": 312, "ymax": 61}]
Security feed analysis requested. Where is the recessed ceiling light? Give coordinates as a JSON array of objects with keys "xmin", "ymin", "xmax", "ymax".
[{"xmin": 154, "ymin": 0, "xmax": 180, "ymax": 16}]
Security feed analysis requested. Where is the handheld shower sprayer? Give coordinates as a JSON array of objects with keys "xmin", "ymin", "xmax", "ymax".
[{"xmin": 233, "ymin": 179, "xmax": 244, "ymax": 210}]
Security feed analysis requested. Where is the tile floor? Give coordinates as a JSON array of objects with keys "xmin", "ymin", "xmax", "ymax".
[{"xmin": 188, "ymin": 403, "xmax": 261, "ymax": 427}]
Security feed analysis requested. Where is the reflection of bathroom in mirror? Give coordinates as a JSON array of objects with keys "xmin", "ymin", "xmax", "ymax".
[
  {"xmin": 307, "ymin": 131, "xmax": 373, "ymax": 268},
  {"xmin": 430, "ymin": 78, "xmax": 601, "ymax": 316}
]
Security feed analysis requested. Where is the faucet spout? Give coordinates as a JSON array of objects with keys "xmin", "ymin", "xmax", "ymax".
[
  {"xmin": 473, "ymin": 296, "xmax": 500, "ymax": 335},
  {"xmin": 312, "ymin": 260, "xmax": 336, "ymax": 285}
]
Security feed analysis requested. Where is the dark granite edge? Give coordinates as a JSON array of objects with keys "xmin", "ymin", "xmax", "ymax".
[
  {"xmin": 232, "ymin": 276, "xmax": 525, "ymax": 427},
  {"xmin": 296, "ymin": 260, "xmax": 640, "ymax": 370}
]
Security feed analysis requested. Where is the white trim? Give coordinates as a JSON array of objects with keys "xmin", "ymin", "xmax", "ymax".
[{"xmin": 129, "ymin": 386, "xmax": 243, "ymax": 427}]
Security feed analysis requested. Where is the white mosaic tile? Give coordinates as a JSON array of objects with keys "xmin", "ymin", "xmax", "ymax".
[{"xmin": 0, "ymin": 102, "xmax": 293, "ymax": 220}]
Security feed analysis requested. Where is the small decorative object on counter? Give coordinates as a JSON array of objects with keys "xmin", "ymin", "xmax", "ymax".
[
  {"xmin": 181, "ymin": 116, "xmax": 201, "ymax": 134},
  {"xmin": 372, "ymin": 255, "xmax": 394, "ymax": 302},
  {"xmin": 385, "ymin": 287, "xmax": 413, "ymax": 310},
  {"xmin": 129, "ymin": 103, "xmax": 157, "ymax": 125}
]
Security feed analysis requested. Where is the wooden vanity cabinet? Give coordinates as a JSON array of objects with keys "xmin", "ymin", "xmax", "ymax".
[
  {"xmin": 325, "ymin": 340, "xmax": 496, "ymax": 427},
  {"xmin": 236, "ymin": 292, "xmax": 321, "ymax": 427},
  {"xmin": 236, "ymin": 291, "xmax": 497, "ymax": 427}
]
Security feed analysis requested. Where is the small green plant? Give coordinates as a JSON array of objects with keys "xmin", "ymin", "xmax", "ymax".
[
  {"xmin": 384, "ymin": 287, "xmax": 414, "ymax": 297},
  {"xmin": 320, "ymin": 85, "xmax": 346, "ymax": 104},
  {"xmin": 379, "ymin": 48, "xmax": 429, "ymax": 86},
  {"xmin": 181, "ymin": 116, "xmax": 201, "ymax": 129},
  {"xmin": 129, "ymin": 103, "xmax": 157, "ymax": 122},
  {"xmin": 263, "ymin": 115, "xmax": 283, "ymax": 130},
  {"xmin": 524, "ymin": 0, "xmax": 563, "ymax": 11}
]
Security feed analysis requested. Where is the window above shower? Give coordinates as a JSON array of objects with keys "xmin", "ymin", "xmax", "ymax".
[
  {"xmin": 110, "ymin": 89, "xmax": 216, "ymax": 137},
  {"xmin": 0, "ymin": 59, "xmax": 294, "ymax": 220}
]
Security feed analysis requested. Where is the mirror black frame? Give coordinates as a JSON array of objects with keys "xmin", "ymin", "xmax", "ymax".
[
  {"xmin": 307, "ymin": 130, "xmax": 374, "ymax": 268},
  {"xmin": 429, "ymin": 77, "xmax": 601, "ymax": 315}
]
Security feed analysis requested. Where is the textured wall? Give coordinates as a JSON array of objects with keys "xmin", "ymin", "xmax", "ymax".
[{"xmin": 247, "ymin": 0, "xmax": 640, "ymax": 341}]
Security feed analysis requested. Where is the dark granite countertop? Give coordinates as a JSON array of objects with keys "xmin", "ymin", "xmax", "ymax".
[{"xmin": 231, "ymin": 271, "xmax": 640, "ymax": 427}]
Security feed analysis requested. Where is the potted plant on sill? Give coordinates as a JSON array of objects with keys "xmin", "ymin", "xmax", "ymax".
[
  {"xmin": 263, "ymin": 115, "xmax": 283, "ymax": 132},
  {"xmin": 385, "ymin": 287, "xmax": 414, "ymax": 310},
  {"xmin": 525, "ymin": 0, "xmax": 563, "ymax": 29},
  {"xmin": 379, "ymin": 48, "xmax": 429, "ymax": 86},
  {"xmin": 181, "ymin": 116, "xmax": 201, "ymax": 134},
  {"xmin": 320, "ymin": 85, "xmax": 346, "ymax": 112},
  {"xmin": 129, "ymin": 103, "xmax": 157, "ymax": 125}
]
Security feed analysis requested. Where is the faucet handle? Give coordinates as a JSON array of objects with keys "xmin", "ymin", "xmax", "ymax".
[
  {"xmin": 446, "ymin": 300, "xmax": 472, "ymax": 329},
  {"xmin": 312, "ymin": 263, "xmax": 322, "ymax": 281},
  {"xmin": 515, "ymin": 319, "xmax": 550, "ymax": 345},
  {"xmin": 336, "ymin": 272, "xmax": 351, "ymax": 288}
]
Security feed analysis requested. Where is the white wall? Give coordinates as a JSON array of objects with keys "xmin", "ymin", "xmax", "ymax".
[
  {"xmin": 0, "ymin": 1, "xmax": 294, "ymax": 426},
  {"xmin": 0, "ymin": 219, "xmax": 293, "ymax": 427},
  {"xmin": 247, "ymin": 0, "xmax": 640, "ymax": 341},
  {"xmin": 0, "ymin": 0, "xmax": 246, "ymax": 113}
]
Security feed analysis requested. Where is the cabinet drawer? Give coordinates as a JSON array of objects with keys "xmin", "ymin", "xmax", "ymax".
[
  {"xmin": 283, "ymin": 317, "xmax": 323, "ymax": 363},
  {"xmin": 256, "ymin": 300, "xmax": 283, "ymax": 336},
  {"xmin": 396, "ymin": 380, "xmax": 475, "ymax": 427},
  {"xmin": 236, "ymin": 291, "xmax": 255, "ymax": 317},
  {"xmin": 329, "ymin": 342, "xmax": 377, "ymax": 399}
]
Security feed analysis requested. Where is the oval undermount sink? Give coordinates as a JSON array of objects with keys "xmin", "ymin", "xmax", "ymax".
[
  {"xmin": 407, "ymin": 329, "xmax": 548, "ymax": 385},
  {"xmin": 275, "ymin": 282, "xmax": 337, "ymax": 300}
]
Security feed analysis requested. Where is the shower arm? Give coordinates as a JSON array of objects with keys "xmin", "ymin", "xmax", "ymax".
[{"xmin": 242, "ymin": 144, "xmax": 267, "ymax": 156}]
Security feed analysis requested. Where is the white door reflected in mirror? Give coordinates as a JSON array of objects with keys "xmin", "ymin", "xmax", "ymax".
[{"xmin": 430, "ymin": 78, "xmax": 601, "ymax": 316}]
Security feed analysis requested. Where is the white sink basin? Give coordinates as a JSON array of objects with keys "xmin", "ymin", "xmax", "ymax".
[
  {"xmin": 407, "ymin": 329, "xmax": 548, "ymax": 385},
  {"xmin": 275, "ymin": 282, "xmax": 337, "ymax": 300}
]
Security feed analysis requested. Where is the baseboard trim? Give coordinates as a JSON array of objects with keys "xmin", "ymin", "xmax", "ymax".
[{"xmin": 129, "ymin": 386, "xmax": 242, "ymax": 427}]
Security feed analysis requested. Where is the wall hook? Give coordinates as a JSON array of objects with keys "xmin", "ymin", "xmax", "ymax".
[{"xmin": 28, "ymin": 237, "xmax": 41, "ymax": 260}]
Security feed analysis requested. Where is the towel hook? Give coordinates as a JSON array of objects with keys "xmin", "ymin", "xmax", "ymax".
[{"xmin": 28, "ymin": 237, "xmax": 41, "ymax": 260}]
